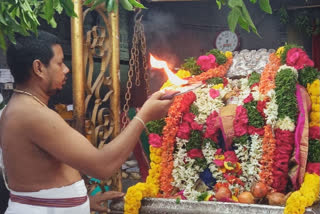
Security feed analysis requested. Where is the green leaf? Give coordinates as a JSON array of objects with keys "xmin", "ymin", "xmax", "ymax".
[
  {"xmin": 216, "ymin": 0, "xmax": 222, "ymax": 9},
  {"xmin": 54, "ymin": 0, "xmax": 63, "ymax": 14},
  {"xmin": 228, "ymin": 7, "xmax": 241, "ymax": 32},
  {"xmin": 228, "ymin": 0, "xmax": 243, "ymax": 8},
  {"xmin": 128, "ymin": 0, "xmax": 146, "ymax": 9},
  {"xmin": 107, "ymin": 0, "xmax": 115, "ymax": 12},
  {"xmin": 84, "ymin": 0, "xmax": 94, "ymax": 5},
  {"xmin": 119, "ymin": 0, "xmax": 134, "ymax": 11},
  {"xmin": 60, "ymin": 0, "xmax": 77, "ymax": 17},
  {"xmin": 250, "ymin": 0, "xmax": 257, "ymax": 3},
  {"xmin": 239, "ymin": 1, "xmax": 259, "ymax": 35},
  {"xmin": 48, "ymin": 17, "xmax": 57, "ymax": 28},
  {"xmin": 0, "ymin": 29, "xmax": 6, "ymax": 51},
  {"xmin": 43, "ymin": 0, "xmax": 54, "ymax": 21},
  {"xmin": 238, "ymin": 15, "xmax": 249, "ymax": 32},
  {"xmin": 259, "ymin": 0, "xmax": 272, "ymax": 14}
]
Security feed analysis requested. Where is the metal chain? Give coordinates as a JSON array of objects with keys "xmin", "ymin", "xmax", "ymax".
[
  {"xmin": 139, "ymin": 18, "xmax": 150, "ymax": 96},
  {"xmin": 122, "ymin": 9, "xmax": 149, "ymax": 129}
]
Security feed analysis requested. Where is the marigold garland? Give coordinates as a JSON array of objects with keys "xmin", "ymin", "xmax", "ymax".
[
  {"xmin": 259, "ymin": 53, "xmax": 281, "ymax": 95},
  {"xmin": 259, "ymin": 125, "xmax": 276, "ymax": 186},
  {"xmin": 124, "ymin": 145, "xmax": 162, "ymax": 214},
  {"xmin": 284, "ymin": 173, "xmax": 320, "ymax": 214},
  {"xmin": 159, "ymin": 95, "xmax": 184, "ymax": 196}
]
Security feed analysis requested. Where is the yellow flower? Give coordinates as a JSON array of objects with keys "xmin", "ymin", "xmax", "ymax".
[
  {"xmin": 232, "ymin": 195, "xmax": 238, "ymax": 202},
  {"xmin": 215, "ymin": 154, "xmax": 225, "ymax": 160},
  {"xmin": 204, "ymin": 194, "xmax": 212, "ymax": 201},
  {"xmin": 212, "ymin": 84, "xmax": 224, "ymax": 90},
  {"xmin": 224, "ymin": 161, "xmax": 236, "ymax": 170},
  {"xmin": 307, "ymin": 79, "xmax": 320, "ymax": 96},
  {"xmin": 276, "ymin": 46, "xmax": 284, "ymax": 57},
  {"xmin": 161, "ymin": 80, "xmax": 173, "ymax": 90},
  {"xmin": 310, "ymin": 112, "xmax": 320, "ymax": 124},
  {"xmin": 176, "ymin": 69, "xmax": 191, "ymax": 78},
  {"xmin": 225, "ymin": 51, "xmax": 233, "ymax": 58}
]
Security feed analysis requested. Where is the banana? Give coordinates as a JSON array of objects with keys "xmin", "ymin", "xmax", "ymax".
[
  {"xmin": 128, "ymin": 0, "xmax": 146, "ymax": 9},
  {"xmin": 119, "ymin": 0, "xmax": 134, "ymax": 11}
]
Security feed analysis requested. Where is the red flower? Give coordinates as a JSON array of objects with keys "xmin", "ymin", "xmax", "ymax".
[
  {"xmin": 250, "ymin": 83, "xmax": 259, "ymax": 89},
  {"xmin": 180, "ymin": 92, "xmax": 196, "ymax": 113},
  {"xmin": 286, "ymin": 48, "xmax": 314, "ymax": 70},
  {"xmin": 248, "ymin": 126, "xmax": 265, "ymax": 136},
  {"xmin": 223, "ymin": 77, "xmax": 229, "ymax": 86},
  {"xmin": 148, "ymin": 133, "xmax": 162, "ymax": 148},
  {"xmin": 187, "ymin": 149, "xmax": 204, "ymax": 159},
  {"xmin": 190, "ymin": 121, "xmax": 203, "ymax": 131},
  {"xmin": 215, "ymin": 148, "xmax": 223, "ymax": 155},
  {"xmin": 209, "ymin": 88, "xmax": 220, "ymax": 99},
  {"xmin": 243, "ymin": 94, "xmax": 253, "ymax": 103},
  {"xmin": 257, "ymin": 100, "xmax": 267, "ymax": 118},
  {"xmin": 196, "ymin": 54, "xmax": 218, "ymax": 71},
  {"xmin": 307, "ymin": 163, "xmax": 320, "ymax": 176},
  {"xmin": 183, "ymin": 112, "xmax": 195, "ymax": 123},
  {"xmin": 224, "ymin": 151, "xmax": 238, "ymax": 163},
  {"xmin": 177, "ymin": 122, "xmax": 191, "ymax": 139},
  {"xmin": 310, "ymin": 126, "xmax": 320, "ymax": 139}
]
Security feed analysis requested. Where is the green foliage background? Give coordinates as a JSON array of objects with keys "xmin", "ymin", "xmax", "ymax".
[{"xmin": 0, "ymin": 0, "xmax": 272, "ymax": 51}]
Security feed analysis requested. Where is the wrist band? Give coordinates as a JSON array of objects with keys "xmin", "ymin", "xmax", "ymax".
[{"xmin": 134, "ymin": 116, "xmax": 146, "ymax": 129}]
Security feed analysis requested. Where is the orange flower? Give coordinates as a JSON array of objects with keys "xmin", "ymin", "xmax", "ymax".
[
  {"xmin": 189, "ymin": 57, "xmax": 233, "ymax": 83},
  {"xmin": 259, "ymin": 125, "xmax": 276, "ymax": 187},
  {"xmin": 259, "ymin": 53, "xmax": 281, "ymax": 95}
]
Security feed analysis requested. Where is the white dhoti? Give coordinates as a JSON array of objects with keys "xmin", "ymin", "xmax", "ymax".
[{"xmin": 5, "ymin": 180, "xmax": 90, "ymax": 214}]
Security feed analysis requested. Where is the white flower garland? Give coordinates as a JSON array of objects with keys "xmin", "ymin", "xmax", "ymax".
[
  {"xmin": 264, "ymin": 89, "xmax": 278, "ymax": 127},
  {"xmin": 247, "ymin": 134, "xmax": 263, "ymax": 184},
  {"xmin": 193, "ymin": 86, "xmax": 225, "ymax": 124},
  {"xmin": 275, "ymin": 116, "xmax": 296, "ymax": 132},
  {"xmin": 202, "ymin": 141, "xmax": 224, "ymax": 183},
  {"xmin": 172, "ymin": 138, "xmax": 204, "ymax": 200},
  {"xmin": 234, "ymin": 139, "xmax": 251, "ymax": 191}
]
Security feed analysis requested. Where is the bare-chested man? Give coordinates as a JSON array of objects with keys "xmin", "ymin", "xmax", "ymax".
[{"xmin": 0, "ymin": 31, "xmax": 174, "ymax": 213}]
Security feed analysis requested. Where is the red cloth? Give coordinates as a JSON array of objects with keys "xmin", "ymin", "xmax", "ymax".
[{"xmin": 10, "ymin": 194, "xmax": 88, "ymax": 208}]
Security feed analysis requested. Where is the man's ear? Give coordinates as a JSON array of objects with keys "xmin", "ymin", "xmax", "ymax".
[{"xmin": 32, "ymin": 59, "xmax": 45, "ymax": 78}]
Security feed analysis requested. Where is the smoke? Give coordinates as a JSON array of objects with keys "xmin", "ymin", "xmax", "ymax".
[{"xmin": 143, "ymin": 10, "xmax": 180, "ymax": 69}]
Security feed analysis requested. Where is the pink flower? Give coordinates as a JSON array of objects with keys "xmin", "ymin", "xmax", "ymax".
[
  {"xmin": 187, "ymin": 149, "xmax": 204, "ymax": 159},
  {"xmin": 209, "ymin": 89, "xmax": 220, "ymax": 99},
  {"xmin": 286, "ymin": 48, "xmax": 314, "ymax": 70},
  {"xmin": 215, "ymin": 148, "xmax": 223, "ymax": 155},
  {"xmin": 148, "ymin": 133, "xmax": 162, "ymax": 148},
  {"xmin": 196, "ymin": 54, "xmax": 218, "ymax": 71},
  {"xmin": 177, "ymin": 122, "xmax": 191, "ymax": 139},
  {"xmin": 243, "ymin": 94, "xmax": 253, "ymax": 103},
  {"xmin": 214, "ymin": 159, "xmax": 224, "ymax": 166},
  {"xmin": 205, "ymin": 111, "xmax": 219, "ymax": 138},
  {"xmin": 183, "ymin": 112, "xmax": 195, "ymax": 123},
  {"xmin": 234, "ymin": 106, "xmax": 248, "ymax": 136},
  {"xmin": 191, "ymin": 121, "xmax": 203, "ymax": 131}
]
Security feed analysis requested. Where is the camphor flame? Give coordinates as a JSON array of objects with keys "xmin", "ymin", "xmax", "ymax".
[{"xmin": 150, "ymin": 54, "xmax": 188, "ymax": 86}]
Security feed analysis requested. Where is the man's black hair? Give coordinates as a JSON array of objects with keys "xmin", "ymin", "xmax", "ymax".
[{"xmin": 6, "ymin": 31, "xmax": 61, "ymax": 84}]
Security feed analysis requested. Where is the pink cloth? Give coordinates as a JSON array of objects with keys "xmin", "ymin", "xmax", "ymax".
[{"xmin": 289, "ymin": 85, "xmax": 311, "ymax": 189}]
